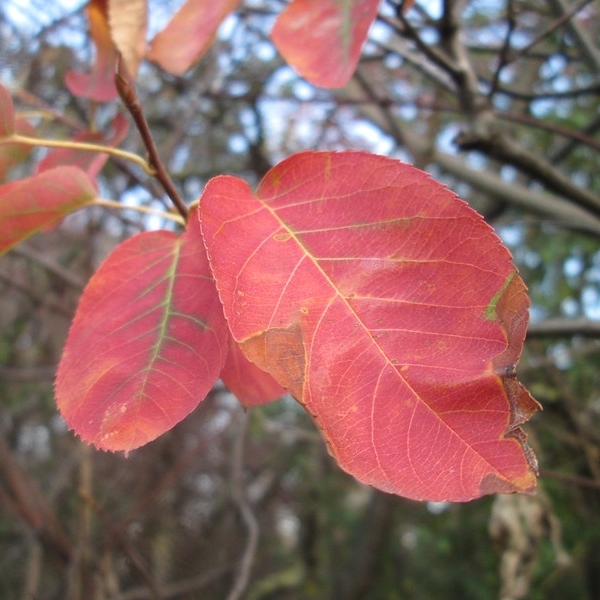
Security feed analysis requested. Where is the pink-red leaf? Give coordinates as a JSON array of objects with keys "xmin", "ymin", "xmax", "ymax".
[
  {"xmin": 0, "ymin": 83, "xmax": 15, "ymax": 137},
  {"xmin": 55, "ymin": 208, "xmax": 228, "ymax": 452},
  {"xmin": 65, "ymin": 0, "xmax": 118, "ymax": 101},
  {"xmin": 36, "ymin": 114, "xmax": 129, "ymax": 178},
  {"xmin": 221, "ymin": 335, "xmax": 286, "ymax": 407},
  {"xmin": 271, "ymin": 0, "xmax": 380, "ymax": 88},
  {"xmin": 0, "ymin": 166, "xmax": 96, "ymax": 255},
  {"xmin": 148, "ymin": 0, "xmax": 240, "ymax": 75},
  {"xmin": 200, "ymin": 150, "xmax": 540, "ymax": 502}
]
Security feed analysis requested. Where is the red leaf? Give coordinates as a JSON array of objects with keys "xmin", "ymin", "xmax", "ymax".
[
  {"xmin": 221, "ymin": 335, "xmax": 286, "ymax": 407},
  {"xmin": 148, "ymin": 0, "xmax": 240, "ymax": 75},
  {"xmin": 271, "ymin": 0, "xmax": 380, "ymax": 88},
  {"xmin": 0, "ymin": 166, "xmax": 96, "ymax": 255},
  {"xmin": 200, "ymin": 150, "xmax": 540, "ymax": 502},
  {"xmin": 55, "ymin": 208, "xmax": 228, "ymax": 452},
  {"xmin": 65, "ymin": 0, "xmax": 118, "ymax": 101},
  {"xmin": 0, "ymin": 83, "xmax": 15, "ymax": 137},
  {"xmin": 36, "ymin": 114, "xmax": 129, "ymax": 178}
]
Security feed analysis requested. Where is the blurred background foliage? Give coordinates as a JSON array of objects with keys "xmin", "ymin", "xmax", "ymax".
[{"xmin": 1, "ymin": 0, "xmax": 600, "ymax": 598}]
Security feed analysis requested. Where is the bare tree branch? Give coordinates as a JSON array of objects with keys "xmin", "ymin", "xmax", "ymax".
[
  {"xmin": 335, "ymin": 79, "xmax": 600, "ymax": 236},
  {"xmin": 111, "ymin": 566, "xmax": 232, "ymax": 600},
  {"xmin": 454, "ymin": 127, "xmax": 600, "ymax": 216},
  {"xmin": 0, "ymin": 435, "xmax": 72, "ymax": 564},
  {"xmin": 226, "ymin": 409, "xmax": 259, "ymax": 600},
  {"xmin": 11, "ymin": 243, "xmax": 87, "ymax": 290},
  {"xmin": 527, "ymin": 317, "xmax": 600, "ymax": 338},
  {"xmin": 547, "ymin": 0, "xmax": 600, "ymax": 70}
]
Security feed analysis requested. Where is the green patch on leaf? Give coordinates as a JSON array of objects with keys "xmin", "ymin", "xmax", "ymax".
[{"xmin": 484, "ymin": 271, "xmax": 516, "ymax": 321}]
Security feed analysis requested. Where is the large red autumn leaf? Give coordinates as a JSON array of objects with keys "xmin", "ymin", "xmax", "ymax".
[
  {"xmin": 0, "ymin": 166, "xmax": 97, "ymax": 255},
  {"xmin": 271, "ymin": 0, "xmax": 380, "ymax": 88},
  {"xmin": 200, "ymin": 151, "xmax": 540, "ymax": 502},
  {"xmin": 148, "ymin": 0, "xmax": 240, "ymax": 75},
  {"xmin": 56, "ymin": 208, "xmax": 228, "ymax": 452}
]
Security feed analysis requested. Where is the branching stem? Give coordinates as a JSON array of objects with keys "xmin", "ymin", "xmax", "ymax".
[{"xmin": 115, "ymin": 56, "xmax": 189, "ymax": 221}]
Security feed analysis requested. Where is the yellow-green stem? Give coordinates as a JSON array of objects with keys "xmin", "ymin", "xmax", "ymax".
[
  {"xmin": 4, "ymin": 134, "xmax": 155, "ymax": 175},
  {"xmin": 94, "ymin": 199, "xmax": 185, "ymax": 225}
]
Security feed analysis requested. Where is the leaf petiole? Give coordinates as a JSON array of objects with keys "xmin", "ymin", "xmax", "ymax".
[
  {"xmin": 94, "ymin": 198, "xmax": 185, "ymax": 225},
  {"xmin": 3, "ymin": 133, "xmax": 155, "ymax": 175}
]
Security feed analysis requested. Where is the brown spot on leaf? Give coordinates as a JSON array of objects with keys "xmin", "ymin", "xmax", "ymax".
[
  {"xmin": 240, "ymin": 323, "xmax": 306, "ymax": 398},
  {"xmin": 480, "ymin": 469, "xmax": 537, "ymax": 496}
]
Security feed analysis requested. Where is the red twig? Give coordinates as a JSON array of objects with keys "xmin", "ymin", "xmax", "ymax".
[{"xmin": 114, "ymin": 55, "xmax": 188, "ymax": 221}]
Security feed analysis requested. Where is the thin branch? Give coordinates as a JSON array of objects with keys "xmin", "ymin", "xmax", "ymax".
[
  {"xmin": 527, "ymin": 317, "xmax": 600, "ymax": 338},
  {"xmin": 487, "ymin": 0, "xmax": 518, "ymax": 99},
  {"xmin": 0, "ymin": 435, "xmax": 72, "ymax": 564},
  {"xmin": 505, "ymin": 0, "xmax": 594, "ymax": 67},
  {"xmin": 366, "ymin": 33, "xmax": 457, "ymax": 94},
  {"xmin": 520, "ymin": 339, "xmax": 600, "ymax": 375},
  {"xmin": 496, "ymin": 110, "xmax": 600, "ymax": 156},
  {"xmin": 540, "ymin": 469, "xmax": 600, "ymax": 491},
  {"xmin": 437, "ymin": 0, "xmax": 485, "ymax": 115},
  {"xmin": 115, "ymin": 56, "xmax": 188, "ymax": 221},
  {"xmin": 11, "ymin": 243, "xmax": 87, "ymax": 289},
  {"xmin": 454, "ymin": 128, "xmax": 600, "ymax": 217},
  {"xmin": 388, "ymin": 11, "xmax": 457, "ymax": 76},
  {"xmin": 333, "ymin": 77, "xmax": 600, "ymax": 235},
  {"xmin": 547, "ymin": 0, "xmax": 600, "ymax": 71},
  {"xmin": 110, "ymin": 566, "xmax": 233, "ymax": 600},
  {"xmin": 488, "ymin": 81, "xmax": 600, "ymax": 102},
  {"xmin": 550, "ymin": 112, "xmax": 600, "ymax": 164},
  {"xmin": 123, "ymin": 403, "xmax": 229, "ymax": 525},
  {"xmin": 226, "ymin": 409, "xmax": 259, "ymax": 600},
  {"xmin": 81, "ymin": 491, "xmax": 162, "ymax": 599},
  {"xmin": 0, "ymin": 272, "xmax": 76, "ymax": 319},
  {"xmin": 0, "ymin": 365, "xmax": 56, "ymax": 382},
  {"xmin": 12, "ymin": 87, "xmax": 85, "ymax": 131}
]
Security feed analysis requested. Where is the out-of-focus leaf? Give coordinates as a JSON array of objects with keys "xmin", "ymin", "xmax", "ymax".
[
  {"xmin": 200, "ymin": 150, "xmax": 540, "ymax": 502},
  {"xmin": 55, "ymin": 207, "xmax": 228, "ymax": 452},
  {"xmin": 0, "ymin": 83, "xmax": 15, "ymax": 137},
  {"xmin": 0, "ymin": 166, "xmax": 97, "ymax": 255},
  {"xmin": 271, "ymin": 0, "xmax": 380, "ymax": 88},
  {"xmin": 65, "ymin": 0, "xmax": 118, "ymax": 101},
  {"xmin": 221, "ymin": 335, "xmax": 286, "ymax": 407},
  {"xmin": 0, "ymin": 117, "xmax": 35, "ymax": 182},
  {"xmin": 108, "ymin": 0, "xmax": 147, "ymax": 78},
  {"xmin": 147, "ymin": 0, "xmax": 240, "ymax": 75},
  {"xmin": 36, "ymin": 114, "xmax": 129, "ymax": 178}
]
